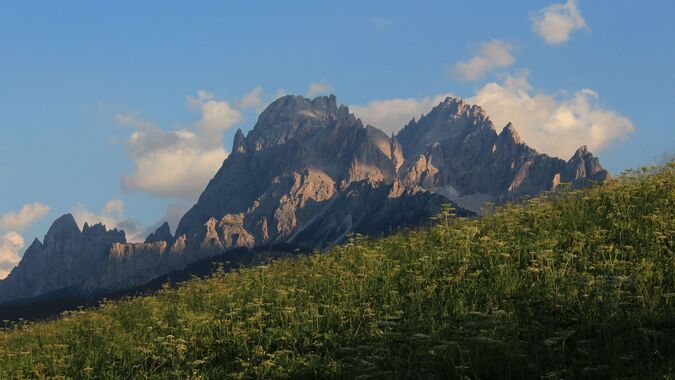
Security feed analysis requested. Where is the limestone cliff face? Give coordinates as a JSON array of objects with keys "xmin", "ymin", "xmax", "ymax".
[{"xmin": 0, "ymin": 94, "xmax": 612, "ymax": 304}]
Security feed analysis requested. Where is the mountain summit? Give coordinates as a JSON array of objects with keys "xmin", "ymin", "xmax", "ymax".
[
  {"xmin": 0, "ymin": 94, "xmax": 610, "ymax": 304},
  {"xmin": 397, "ymin": 97, "xmax": 609, "ymax": 208}
]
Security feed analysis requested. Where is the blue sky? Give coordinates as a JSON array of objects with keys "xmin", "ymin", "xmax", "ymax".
[{"xmin": 1, "ymin": 1, "xmax": 674, "ymax": 276}]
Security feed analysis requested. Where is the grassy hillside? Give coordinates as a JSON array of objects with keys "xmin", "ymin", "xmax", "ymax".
[{"xmin": 1, "ymin": 164, "xmax": 673, "ymax": 379}]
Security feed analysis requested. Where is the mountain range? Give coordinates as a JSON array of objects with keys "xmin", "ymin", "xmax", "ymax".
[{"xmin": 0, "ymin": 94, "xmax": 610, "ymax": 304}]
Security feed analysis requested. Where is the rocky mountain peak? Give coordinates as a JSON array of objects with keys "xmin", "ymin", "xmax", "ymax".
[
  {"xmin": 434, "ymin": 97, "xmax": 490, "ymax": 124},
  {"xmin": 44, "ymin": 214, "xmax": 80, "ymax": 246},
  {"xmin": 573, "ymin": 145, "xmax": 589, "ymax": 157},
  {"xmin": 232, "ymin": 128, "xmax": 246, "ymax": 154},
  {"xmin": 499, "ymin": 122, "xmax": 523, "ymax": 145},
  {"xmin": 396, "ymin": 97, "xmax": 496, "ymax": 160},
  {"xmin": 145, "ymin": 222, "xmax": 174, "ymax": 244},
  {"xmin": 567, "ymin": 145, "xmax": 609, "ymax": 181},
  {"xmin": 246, "ymin": 94, "xmax": 356, "ymax": 151}
]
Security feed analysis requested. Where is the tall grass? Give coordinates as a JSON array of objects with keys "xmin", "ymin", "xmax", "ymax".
[{"xmin": 0, "ymin": 163, "xmax": 673, "ymax": 379}]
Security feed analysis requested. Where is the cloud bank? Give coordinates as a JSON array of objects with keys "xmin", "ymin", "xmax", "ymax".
[
  {"xmin": 452, "ymin": 40, "xmax": 515, "ymax": 81},
  {"xmin": 531, "ymin": 0, "xmax": 587, "ymax": 45},
  {"xmin": 117, "ymin": 90, "xmax": 243, "ymax": 200},
  {"xmin": 0, "ymin": 203, "xmax": 50, "ymax": 279},
  {"xmin": 469, "ymin": 72, "xmax": 634, "ymax": 158}
]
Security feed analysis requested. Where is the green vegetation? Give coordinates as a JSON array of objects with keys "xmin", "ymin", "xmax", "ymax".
[{"xmin": 1, "ymin": 164, "xmax": 673, "ymax": 379}]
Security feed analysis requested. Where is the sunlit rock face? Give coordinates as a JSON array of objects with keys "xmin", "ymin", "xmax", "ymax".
[{"xmin": 0, "ymin": 95, "xmax": 610, "ymax": 304}]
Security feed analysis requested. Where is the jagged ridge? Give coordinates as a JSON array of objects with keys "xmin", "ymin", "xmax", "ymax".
[{"xmin": 0, "ymin": 94, "xmax": 611, "ymax": 304}]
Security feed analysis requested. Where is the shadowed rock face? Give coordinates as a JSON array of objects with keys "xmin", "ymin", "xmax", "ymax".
[
  {"xmin": 0, "ymin": 94, "xmax": 611, "ymax": 304},
  {"xmin": 0, "ymin": 215, "xmax": 127, "ymax": 303}
]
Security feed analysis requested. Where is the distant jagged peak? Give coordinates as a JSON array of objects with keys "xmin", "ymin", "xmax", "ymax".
[
  {"xmin": 567, "ymin": 144, "xmax": 609, "ymax": 180},
  {"xmin": 572, "ymin": 145, "xmax": 590, "ymax": 157},
  {"xmin": 246, "ymin": 93, "xmax": 361, "ymax": 151},
  {"xmin": 568, "ymin": 145, "xmax": 600, "ymax": 165},
  {"xmin": 256, "ymin": 94, "xmax": 351, "ymax": 128},
  {"xmin": 396, "ymin": 97, "xmax": 496, "ymax": 157},
  {"xmin": 400, "ymin": 96, "xmax": 494, "ymax": 136},
  {"xmin": 29, "ymin": 237, "xmax": 42, "ymax": 248},
  {"xmin": 499, "ymin": 122, "xmax": 523, "ymax": 145},
  {"xmin": 431, "ymin": 96, "xmax": 490, "ymax": 122},
  {"xmin": 232, "ymin": 128, "xmax": 246, "ymax": 154},
  {"xmin": 83, "ymin": 222, "xmax": 108, "ymax": 234},
  {"xmin": 45, "ymin": 214, "xmax": 80, "ymax": 241},
  {"xmin": 145, "ymin": 222, "xmax": 174, "ymax": 244}
]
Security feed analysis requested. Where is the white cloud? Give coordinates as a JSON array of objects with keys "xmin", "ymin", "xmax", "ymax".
[
  {"xmin": 187, "ymin": 90, "xmax": 242, "ymax": 140},
  {"xmin": 370, "ymin": 17, "xmax": 392, "ymax": 30},
  {"xmin": 0, "ymin": 232, "xmax": 23, "ymax": 279},
  {"xmin": 117, "ymin": 91, "xmax": 242, "ymax": 200},
  {"xmin": 114, "ymin": 111, "xmax": 155, "ymax": 131},
  {"xmin": 306, "ymin": 82, "xmax": 332, "ymax": 97},
  {"xmin": 238, "ymin": 86, "xmax": 264, "ymax": 109},
  {"xmin": 531, "ymin": 0, "xmax": 588, "ymax": 45},
  {"xmin": 350, "ymin": 93, "xmax": 454, "ymax": 135},
  {"xmin": 0, "ymin": 203, "xmax": 50, "ymax": 279},
  {"xmin": 0, "ymin": 203, "xmax": 50, "ymax": 232},
  {"xmin": 452, "ymin": 39, "xmax": 515, "ymax": 81},
  {"xmin": 468, "ymin": 71, "xmax": 634, "ymax": 158}
]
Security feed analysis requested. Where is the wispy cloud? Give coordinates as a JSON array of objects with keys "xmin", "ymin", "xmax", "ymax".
[
  {"xmin": 451, "ymin": 39, "xmax": 515, "ymax": 81},
  {"xmin": 238, "ymin": 86, "xmax": 264, "ymax": 109},
  {"xmin": 306, "ymin": 82, "xmax": 332, "ymax": 97},
  {"xmin": 370, "ymin": 17, "xmax": 392, "ymax": 30},
  {"xmin": 274, "ymin": 89, "xmax": 288, "ymax": 100},
  {"xmin": 0, "ymin": 203, "xmax": 50, "ymax": 232},
  {"xmin": 531, "ymin": 0, "xmax": 588, "ymax": 45}
]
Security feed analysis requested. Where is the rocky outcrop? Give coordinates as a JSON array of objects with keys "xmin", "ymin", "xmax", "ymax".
[
  {"xmin": 0, "ymin": 94, "xmax": 612, "ymax": 305},
  {"xmin": 145, "ymin": 222, "xmax": 173, "ymax": 244}
]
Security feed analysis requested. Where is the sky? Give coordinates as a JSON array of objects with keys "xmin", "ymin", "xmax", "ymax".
[{"xmin": 1, "ymin": 0, "xmax": 674, "ymax": 277}]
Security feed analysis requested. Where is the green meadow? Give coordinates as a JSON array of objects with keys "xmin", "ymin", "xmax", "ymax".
[{"xmin": 1, "ymin": 163, "xmax": 673, "ymax": 379}]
